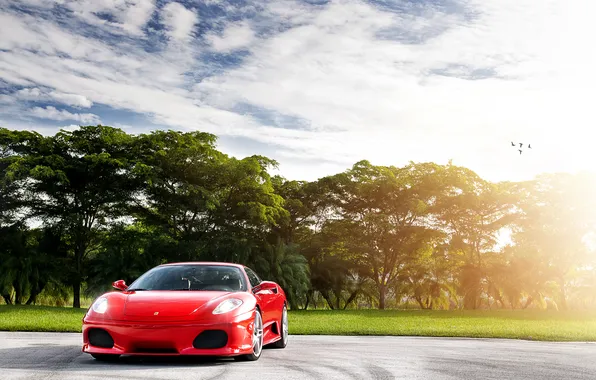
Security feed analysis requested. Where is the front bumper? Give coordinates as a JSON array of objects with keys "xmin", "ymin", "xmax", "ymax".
[{"xmin": 82, "ymin": 310, "xmax": 255, "ymax": 357}]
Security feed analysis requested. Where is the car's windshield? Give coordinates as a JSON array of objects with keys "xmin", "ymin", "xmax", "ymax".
[{"xmin": 127, "ymin": 265, "xmax": 247, "ymax": 292}]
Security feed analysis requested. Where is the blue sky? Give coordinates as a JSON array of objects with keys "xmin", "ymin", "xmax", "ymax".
[{"xmin": 0, "ymin": 0, "xmax": 594, "ymax": 181}]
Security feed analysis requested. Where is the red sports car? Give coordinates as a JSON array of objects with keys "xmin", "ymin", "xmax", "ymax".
[{"xmin": 82, "ymin": 262, "xmax": 288, "ymax": 361}]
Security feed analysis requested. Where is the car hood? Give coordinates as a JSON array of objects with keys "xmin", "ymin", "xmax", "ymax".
[{"xmin": 123, "ymin": 291, "xmax": 229, "ymax": 320}]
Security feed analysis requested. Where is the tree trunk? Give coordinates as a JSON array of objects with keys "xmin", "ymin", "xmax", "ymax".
[
  {"xmin": 522, "ymin": 296, "xmax": 533, "ymax": 309},
  {"xmin": 25, "ymin": 291, "xmax": 38, "ymax": 305},
  {"xmin": 321, "ymin": 291, "xmax": 335, "ymax": 310},
  {"xmin": 289, "ymin": 299, "xmax": 299, "ymax": 311},
  {"xmin": 73, "ymin": 279, "xmax": 81, "ymax": 308},
  {"xmin": 288, "ymin": 289, "xmax": 299, "ymax": 311},
  {"xmin": 378, "ymin": 284, "xmax": 386, "ymax": 310},
  {"xmin": 463, "ymin": 289, "xmax": 479, "ymax": 310},
  {"xmin": 343, "ymin": 290, "xmax": 359, "ymax": 310},
  {"xmin": 414, "ymin": 296, "xmax": 425, "ymax": 309},
  {"xmin": 13, "ymin": 282, "xmax": 22, "ymax": 305},
  {"xmin": 1, "ymin": 293, "xmax": 12, "ymax": 305},
  {"xmin": 73, "ymin": 241, "xmax": 86, "ymax": 308},
  {"xmin": 26, "ymin": 283, "xmax": 44, "ymax": 306},
  {"xmin": 303, "ymin": 290, "xmax": 311, "ymax": 310},
  {"xmin": 558, "ymin": 277, "xmax": 568, "ymax": 310},
  {"xmin": 490, "ymin": 283, "xmax": 505, "ymax": 309}
]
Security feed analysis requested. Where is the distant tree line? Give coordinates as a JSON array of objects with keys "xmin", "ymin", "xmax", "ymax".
[{"xmin": 1, "ymin": 126, "xmax": 595, "ymax": 310}]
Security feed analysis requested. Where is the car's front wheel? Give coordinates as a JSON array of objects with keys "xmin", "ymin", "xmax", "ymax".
[
  {"xmin": 91, "ymin": 354, "xmax": 120, "ymax": 362},
  {"xmin": 235, "ymin": 309, "xmax": 263, "ymax": 361}
]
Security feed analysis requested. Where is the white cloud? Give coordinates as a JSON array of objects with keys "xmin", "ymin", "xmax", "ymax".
[
  {"xmin": 61, "ymin": 0, "xmax": 156, "ymax": 36},
  {"xmin": 161, "ymin": 2, "xmax": 198, "ymax": 42},
  {"xmin": 30, "ymin": 106, "xmax": 100, "ymax": 124},
  {"xmin": 14, "ymin": 87, "xmax": 93, "ymax": 108},
  {"xmin": 6, "ymin": 0, "xmax": 62, "ymax": 7},
  {"xmin": 48, "ymin": 91, "xmax": 93, "ymax": 108},
  {"xmin": 60, "ymin": 124, "xmax": 82, "ymax": 132},
  {"xmin": 0, "ymin": 94, "xmax": 15, "ymax": 104},
  {"xmin": 194, "ymin": 0, "xmax": 596, "ymax": 181},
  {"xmin": 1, "ymin": 0, "xmax": 596, "ymax": 183},
  {"xmin": 15, "ymin": 88, "xmax": 43, "ymax": 98},
  {"xmin": 208, "ymin": 22, "xmax": 255, "ymax": 52}
]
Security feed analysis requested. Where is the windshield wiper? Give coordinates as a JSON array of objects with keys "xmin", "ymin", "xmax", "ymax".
[
  {"xmin": 171, "ymin": 288, "xmax": 192, "ymax": 291},
  {"xmin": 127, "ymin": 288, "xmax": 148, "ymax": 291}
]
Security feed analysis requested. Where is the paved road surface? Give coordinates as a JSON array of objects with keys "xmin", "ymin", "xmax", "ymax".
[{"xmin": 1, "ymin": 332, "xmax": 595, "ymax": 379}]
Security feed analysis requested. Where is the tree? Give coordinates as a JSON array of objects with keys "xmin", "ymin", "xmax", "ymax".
[
  {"xmin": 0, "ymin": 223, "xmax": 32, "ymax": 304},
  {"xmin": 510, "ymin": 173, "xmax": 596, "ymax": 310},
  {"xmin": 205, "ymin": 155, "xmax": 287, "ymax": 263},
  {"xmin": 432, "ymin": 164, "xmax": 519, "ymax": 309},
  {"xmin": 3, "ymin": 125, "xmax": 596, "ymax": 311},
  {"xmin": 0, "ymin": 128, "xmax": 32, "ymax": 226},
  {"xmin": 297, "ymin": 220, "xmax": 370, "ymax": 310},
  {"xmin": 132, "ymin": 130, "xmax": 287, "ymax": 264},
  {"xmin": 322, "ymin": 161, "xmax": 446, "ymax": 309},
  {"xmin": 271, "ymin": 177, "xmax": 351, "ymax": 309},
  {"xmin": 85, "ymin": 223, "xmax": 167, "ymax": 296},
  {"xmin": 271, "ymin": 177, "xmax": 326, "ymax": 244},
  {"xmin": 250, "ymin": 239, "xmax": 310, "ymax": 310},
  {"xmin": 3, "ymin": 126, "xmax": 140, "ymax": 307},
  {"xmin": 0, "ymin": 223, "xmax": 65, "ymax": 305},
  {"xmin": 399, "ymin": 235, "xmax": 457, "ymax": 310}
]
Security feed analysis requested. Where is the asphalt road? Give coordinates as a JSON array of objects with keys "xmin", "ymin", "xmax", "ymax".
[{"xmin": 1, "ymin": 332, "xmax": 596, "ymax": 380}]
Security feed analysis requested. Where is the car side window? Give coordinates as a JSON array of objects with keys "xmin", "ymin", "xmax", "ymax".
[{"xmin": 244, "ymin": 267, "xmax": 262, "ymax": 288}]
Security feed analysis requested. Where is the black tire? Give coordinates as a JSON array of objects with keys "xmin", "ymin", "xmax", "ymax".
[
  {"xmin": 235, "ymin": 309, "xmax": 264, "ymax": 361},
  {"xmin": 91, "ymin": 354, "xmax": 120, "ymax": 362},
  {"xmin": 271, "ymin": 304, "xmax": 288, "ymax": 349}
]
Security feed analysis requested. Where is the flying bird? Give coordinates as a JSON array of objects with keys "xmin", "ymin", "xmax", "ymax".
[{"xmin": 511, "ymin": 141, "xmax": 531, "ymax": 155}]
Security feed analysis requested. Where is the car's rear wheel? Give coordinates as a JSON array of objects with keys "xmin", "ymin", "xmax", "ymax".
[
  {"xmin": 91, "ymin": 354, "xmax": 120, "ymax": 362},
  {"xmin": 235, "ymin": 309, "xmax": 263, "ymax": 361},
  {"xmin": 271, "ymin": 304, "xmax": 288, "ymax": 348}
]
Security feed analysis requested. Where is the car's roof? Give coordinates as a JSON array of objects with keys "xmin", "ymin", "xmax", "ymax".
[{"xmin": 159, "ymin": 261, "xmax": 245, "ymax": 269}]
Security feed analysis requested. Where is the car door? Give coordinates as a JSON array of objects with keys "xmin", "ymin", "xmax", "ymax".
[{"xmin": 245, "ymin": 267, "xmax": 277, "ymax": 325}]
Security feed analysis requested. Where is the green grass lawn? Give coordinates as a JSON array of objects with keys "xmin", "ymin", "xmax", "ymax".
[
  {"xmin": 0, "ymin": 305, "xmax": 86, "ymax": 332},
  {"xmin": 2, "ymin": 305, "xmax": 596, "ymax": 341},
  {"xmin": 290, "ymin": 309, "xmax": 596, "ymax": 341}
]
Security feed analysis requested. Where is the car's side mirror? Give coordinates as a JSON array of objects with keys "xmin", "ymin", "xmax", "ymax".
[
  {"xmin": 112, "ymin": 280, "xmax": 127, "ymax": 291},
  {"xmin": 254, "ymin": 281, "xmax": 278, "ymax": 294}
]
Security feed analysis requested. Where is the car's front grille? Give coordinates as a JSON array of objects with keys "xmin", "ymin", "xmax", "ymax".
[{"xmin": 193, "ymin": 330, "xmax": 228, "ymax": 349}]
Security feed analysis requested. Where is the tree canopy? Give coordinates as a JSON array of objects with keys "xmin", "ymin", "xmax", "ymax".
[{"xmin": 1, "ymin": 125, "xmax": 595, "ymax": 310}]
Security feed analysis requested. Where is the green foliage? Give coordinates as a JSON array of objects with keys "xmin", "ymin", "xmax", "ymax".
[
  {"xmin": 1, "ymin": 126, "xmax": 595, "ymax": 312},
  {"xmin": 0, "ymin": 223, "xmax": 66, "ymax": 305},
  {"xmin": 250, "ymin": 240, "xmax": 310, "ymax": 310},
  {"xmin": 84, "ymin": 223, "xmax": 169, "ymax": 297},
  {"xmin": 130, "ymin": 131, "xmax": 287, "ymax": 265},
  {"xmin": 0, "ymin": 126, "xmax": 141, "ymax": 307}
]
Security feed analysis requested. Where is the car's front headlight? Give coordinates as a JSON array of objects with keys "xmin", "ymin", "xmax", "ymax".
[
  {"xmin": 213, "ymin": 298, "xmax": 243, "ymax": 314},
  {"xmin": 91, "ymin": 297, "xmax": 108, "ymax": 314}
]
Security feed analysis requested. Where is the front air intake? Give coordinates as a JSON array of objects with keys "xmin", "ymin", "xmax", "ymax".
[
  {"xmin": 88, "ymin": 328, "xmax": 114, "ymax": 348},
  {"xmin": 193, "ymin": 330, "xmax": 228, "ymax": 349}
]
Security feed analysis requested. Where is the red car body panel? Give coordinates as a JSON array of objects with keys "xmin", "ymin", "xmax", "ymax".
[{"xmin": 82, "ymin": 262, "xmax": 287, "ymax": 358}]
